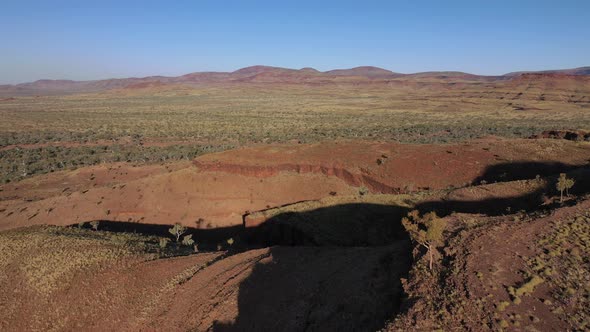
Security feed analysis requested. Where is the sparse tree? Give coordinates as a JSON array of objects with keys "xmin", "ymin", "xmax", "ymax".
[
  {"xmin": 90, "ymin": 220, "xmax": 99, "ymax": 231},
  {"xmin": 182, "ymin": 234, "xmax": 195, "ymax": 246},
  {"xmin": 556, "ymin": 173, "xmax": 575, "ymax": 203},
  {"xmin": 169, "ymin": 223, "xmax": 187, "ymax": 242},
  {"xmin": 401, "ymin": 210, "xmax": 446, "ymax": 271}
]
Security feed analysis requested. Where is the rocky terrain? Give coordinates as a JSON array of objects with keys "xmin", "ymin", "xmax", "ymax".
[{"xmin": 1, "ymin": 135, "xmax": 589, "ymax": 331}]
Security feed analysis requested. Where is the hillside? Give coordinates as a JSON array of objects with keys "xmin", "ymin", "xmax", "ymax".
[{"xmin": 1, "ymin": 137, "xmax": 589, "ymax": 330}]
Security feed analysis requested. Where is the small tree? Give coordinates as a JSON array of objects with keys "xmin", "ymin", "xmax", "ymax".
[
  {"xmin": 556, "ymin": 173, "xmax": 575, "ymax": 203},
  {"xmin": 169, "ymin": 223, "xmax": 187, "ymax": 242},
  {"xmin": 401, "ymin": 210, "xmax": 446, "ymax": 271},
  {"xmin": 182, "ymin": 234, "xmax": 195, "ymax": 246},
  {"xmin": 90, "ymin": 220, "xmax": 99, "ymax": 231}
]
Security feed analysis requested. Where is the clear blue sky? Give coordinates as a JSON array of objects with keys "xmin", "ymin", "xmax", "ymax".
[{"xmin": 1, "ymin": 0, "xmax": 589, "ymax": 84}]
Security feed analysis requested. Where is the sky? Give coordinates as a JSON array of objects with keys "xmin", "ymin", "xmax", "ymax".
[{"xmin": 1, "ymin": 0, "xmax": 589, "ymax": 84}]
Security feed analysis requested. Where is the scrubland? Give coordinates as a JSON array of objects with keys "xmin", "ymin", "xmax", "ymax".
[{"xmin": 1, "ymin": 82, "xmax": 589, "ymax": 183}]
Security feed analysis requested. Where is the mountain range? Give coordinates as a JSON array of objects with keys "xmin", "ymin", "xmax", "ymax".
[{"xmin": 1, "ymin": 65, "xmax": 589, "ymax": 96}]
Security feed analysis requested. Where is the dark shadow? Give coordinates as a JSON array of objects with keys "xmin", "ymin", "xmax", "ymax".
[
  {"xmin": 420, "ymin": 165, "xmax": 590, "ymax": 217},
  {"xmin": 213, "ymin": 203, "xmax": 413, "ymax": 331},
  {"xmin": 417, "ymin": 193, "xmax": 545, "ymax": 216},
  {"xmin": 212, "ymin": 244, "xmax": 411, "ymax": 332},
  {"xmin": 245, "ymin": 203, "xmax": 411, "ymax": 247},
  {"xmin": 68, "ymin": 220, "xmax": 243, "ymax": 251},
  {"xmin": 210, "ymin": 162, "xmax": 590, "ymax": 331},
  {"xmin": 473, "ymin": 161, "xmax": 580, "ymax": 184}
]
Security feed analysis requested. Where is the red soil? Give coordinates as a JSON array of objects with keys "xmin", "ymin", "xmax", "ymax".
[
  {"xmin": 2, "ymin": 138, "xmax": 590, "ymax": 331},
  {"xmin": 389, "ymin": 196, "xmax": 590, "ymax": 331},
  {"xmin": 194, "ymin": 138, "xmax": 590, "ymax": 192},
  {"xmin": 1, "ymin": 241, "xmax": 409, "ymax": 331},
  {"xmin": 1, "ymin": 138, "xmax": 589, "ymax": 232}
]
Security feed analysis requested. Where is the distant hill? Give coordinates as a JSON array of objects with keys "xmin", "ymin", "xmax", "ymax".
[
  {"xmin": 231, "ymin": 65, "xmax": 295, "ymax": 76},
  {"xmin": 0, "ymin": 65, "xmax": 588, "ymax": 96},
  {"xmin": 324, "ymin": 66, "xmax": 398, "ymax": 78},
  {"xmin": 504, "ymin": 66, "xmax": 590, "ymax": 76},
  {"xmin": 402, "ymin": 71, "xmax": 502, "ymax": 82},
  {"xmin": 299, "ymin": 67, "xmax": 320, "ymax": 73}
]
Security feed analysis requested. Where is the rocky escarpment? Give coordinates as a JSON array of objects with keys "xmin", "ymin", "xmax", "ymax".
[{"xmin": 193, "ymin": 160, "xmax": 401, "ymax": 194}]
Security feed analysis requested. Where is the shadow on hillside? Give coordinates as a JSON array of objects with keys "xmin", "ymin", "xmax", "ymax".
[
  {"xmin": 69, "ymin": 220, "xmax": 242, "ymax": 250},
  {"xmin": 59, "ymin": 161, "xmax": 589, "ymax": 331},
  {"xmin": 420, "ymin": 162, "xmax": 590, "ymax": 217},
  {"xmin": 245, "ymin": 203, "xmax": 411, "ymax": 247},
  {"xmin": 212, "ymin": 203, "xmax": 413, "ymax": 331},
  {"xmin": 473, "ymin": 161, "xmax": 582, "ymax": 184},
  {"xmin": 208, "ymin": 161, "xmax": 590, "ymax": 331},
  {"xmin": 211, "ymin": 244, "xmax": 411, "ymax": 332}
]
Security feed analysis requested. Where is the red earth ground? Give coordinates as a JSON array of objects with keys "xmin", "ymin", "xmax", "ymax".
[
  {"xmin": 389, "ymin": 196, "xmax": 590, "ymax": 331},
  {"xmin": 1, "ymin": 138, "xmax": 589, "ymax": 232},
  {"xmin": 1, "ymin": 138, "xmax": 590, "ymax": 331}
]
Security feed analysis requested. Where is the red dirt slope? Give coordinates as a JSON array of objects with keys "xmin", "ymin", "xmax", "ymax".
[
  {"xmin": 389, "ymin": 196, "xmax": 590, "ymax": 331},
  {"xmin": 1, "ymin": 138, "xmax": 589, "ymax": 232},
  {"xmin": 0, "ymin": 226, "xmax": 410, "ymax": 331}
]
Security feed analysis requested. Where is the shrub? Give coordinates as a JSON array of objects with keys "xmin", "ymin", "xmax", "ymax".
[
  {"xmin": 181, "ymin": 234, "xmax": 194, "ymax": 246},
  {"xmin": 497, "ymin": 301, "xmax": 510, "ymax": 312},
  {"xmin": 402, "ymin": 210, "xmax": 446, "ymax": 271},
  {"xmin": 358, "ymin": 186, "xmax": 369, "ymax": 196},
  {"xmin": 90, "ymin": 221, "xmax": 99, "ymax": 231},
  {"xmin": 159, "ymin": 238, "xmax": 169, "ymax": 249},
  {"xmin": 515, "ymin": 275, "xmax": 544, "ymax": 297},
  {"xmin": 556, "ymin": 173, "xmax": 575, "ymax": 202}
]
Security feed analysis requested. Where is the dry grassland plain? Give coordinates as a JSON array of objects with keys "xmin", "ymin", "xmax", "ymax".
[{"xmin": 1, "ymin": 78, "xmax": 589, "ymax": 183}]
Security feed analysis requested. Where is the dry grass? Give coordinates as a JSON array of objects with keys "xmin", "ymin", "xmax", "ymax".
[
  {"xmin": 529, "ymin": 212, "xmax": 590, "ymax": 330},
  {"xmin": 0, "ymin": 226, "xmax": 159, "ymax": 295},
  {"xmin": 1, "ymin": 84, "xmax": 588, "ymax": 146},
  {"xmin": 1, "ymin": 83, "xmax": 589, "ymax": 183}
]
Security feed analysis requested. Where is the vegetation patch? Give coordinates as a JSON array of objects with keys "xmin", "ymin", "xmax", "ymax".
[
  {"xmin": 0, "ymin": 226, "xmax": 161, "ymax": 295},
  {"xmin": 527, "ymin": 212, "xmax": 590, "ymax": 330}
]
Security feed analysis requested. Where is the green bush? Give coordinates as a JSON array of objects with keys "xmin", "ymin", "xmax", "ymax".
[{"xmin": 181, "ymin": 234, "xmax": 195, "ymax": 246}]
